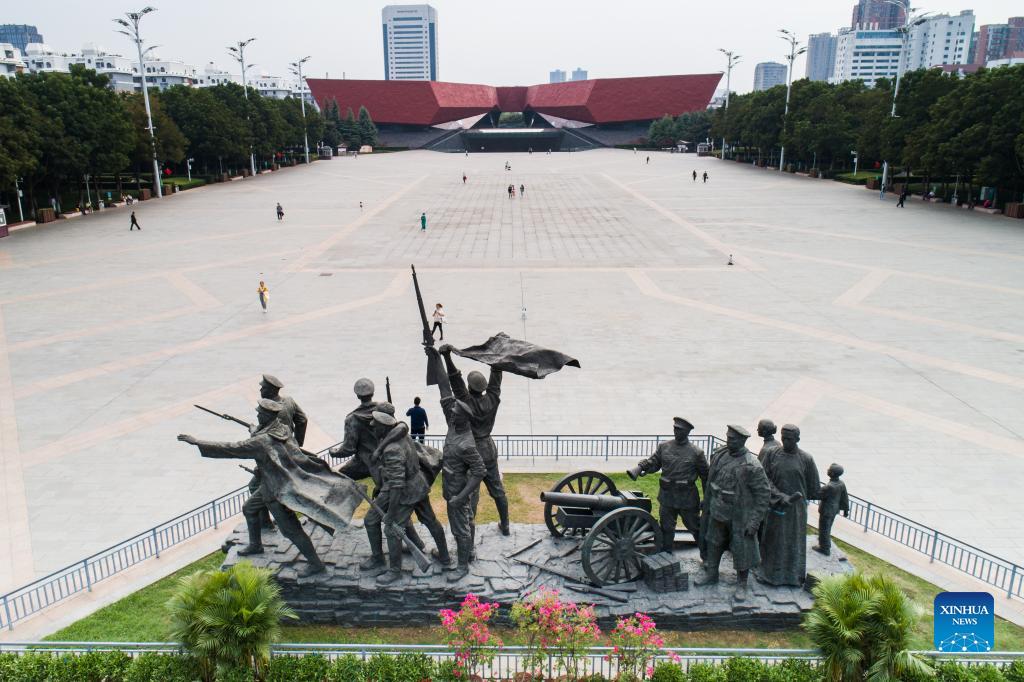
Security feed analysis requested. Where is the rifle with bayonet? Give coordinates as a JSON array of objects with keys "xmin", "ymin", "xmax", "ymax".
[
  {"xmin": 411, "ymin": 264, "xmax": 442, "ymax": 385},
  {"xmin": 193, "ymin": 404, "xmax": 432, "ymax": 572},
  {"xmin": 386, "ymin": 376, "xmax": 393, "ymax": 404}
]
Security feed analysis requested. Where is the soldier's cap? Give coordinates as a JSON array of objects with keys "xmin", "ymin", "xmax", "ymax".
[
  {"xmin": 375, "ymin": 402, "xmax": 396, "ymax": 416},
  {"xmin": 673, "ymin": 417, "xmax": 694, "ymax": 431},
  {"xmin": 828, "ymin": 463, "xmax": 844, "ymax": 476},
  {"xmin": 261, "ymin": 374, "xmax": 283, "ymax": 389},
  {"xmin": 257, "ymin": 398, "xmax": 284, "ymax": 413},
  {"xmin": 726, "ymin": 424, "xmax": 751, "ymax": 438},
  {"xmin": 371, "ymin": 411, "xmax": 397, "ymax": 426},
  {"xmin": 467, "ymin": 370, "xmax": 487, "ymax": 392},
  {"xmin": 781, "ymin": 423, "xmax": 801, "ymax": 435},
  {"xmin": 353, "ymin": 377, "xmax": 374, "ymax": 397}
]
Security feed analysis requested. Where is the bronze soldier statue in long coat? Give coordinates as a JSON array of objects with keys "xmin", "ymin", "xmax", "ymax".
[{"xmin": 695, "ymin": 424, "xmax": 771, "ymax": 600}]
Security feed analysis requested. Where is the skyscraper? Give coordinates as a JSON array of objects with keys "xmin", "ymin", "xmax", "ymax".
[
  {"xmin": 549, "ymin": 69, "xmax": 566, "ymax": 83},
  {"xmin": 973, "ymin": 17, "xmax": 1024, "ymax": 65},
  {"xmin": 382, "ymin": 4, "xmax": 438, "ymax": 81},
  {"xmin": 850, "ymin": 0, "xmax": 906, "ymax": 30},
  {"xmin": 571, "ymin": 67, "xmax": 588, "ymax": 81},
  {"xmin": 831, "ymin": 27, "xmax": 902, "ymax": 86},
  {"xmin": 806, "ymin": 33, "xmax": 838, "ymax": 81},
  {"xmin": 904, "ymin": 11, "xmax": 974, "ymax": 71},
  {"xmin": 0, "ymin": 24, "xmax": 42, "ymax": 54},
  {"xmin": 752, "ymin": 62, "xmax": 787, "ymax": 91}
]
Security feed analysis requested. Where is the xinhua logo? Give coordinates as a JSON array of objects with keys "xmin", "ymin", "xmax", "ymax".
[{"xmin": 933, "ymin": 592, "xmax": 994, "ymax": 652}]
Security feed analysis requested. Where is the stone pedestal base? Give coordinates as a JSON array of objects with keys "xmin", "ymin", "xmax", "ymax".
[{"xmin": 221, "ymin": 521, "xmax": 852, "ymax": 630}]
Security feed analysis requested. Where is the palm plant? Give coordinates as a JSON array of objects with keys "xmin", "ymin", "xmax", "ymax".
[
  {"xmin": 864, "ymin": 575, "xmax": 933, "ymax": 682},
  {"xmin": 167, "ymin": 561, "xmax": 296, "ymax": 681},
  {"xmin": 804, "ymin": 574, "xmax": 870, "ymax": 682}
]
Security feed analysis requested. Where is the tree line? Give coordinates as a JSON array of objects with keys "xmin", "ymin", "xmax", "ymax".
[
  {"xmin": 708, "ymin": 65, "xmax": 1024, "ymax": 203},
  {"xmin": 0, "ymin": 66, "xmax": 379, "ymax": 218}
]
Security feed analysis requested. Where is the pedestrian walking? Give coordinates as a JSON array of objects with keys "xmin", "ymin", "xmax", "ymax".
[
  {"xmin": 257, "ymin": 280, "xmax": 270, "ymax": 313},
  {"xmin": 507, "ymin": 184, "xmax": 514, "ymax": 199},
  {"xmin": 646, "ymin": 156, "xmax": 650, "ymax": 165},
  {"xmin": 359, "ymin": 201, "xmax": 363, "ymax": 211},
  {"xmin": 431, "ymin": 303, "xmax": 446, "ymax": 340},
  {"xmin": 462, "ymin": 173, "xmax": 467, "ymax": 184},
  {"xmin": 702, "ymin": 171, "xmax": 709, "ymax": 183},
  {"xmin": 692, "ymin": 170, "xmax": 698, "ymax": 182},
  {"xmin": 129, "ymin": 211, "xmax": 141, "ymax": 231},
  {"xmin": 276, "ymin": 202, "xmax": 284, "ymax": 221},
  {"xmin": 519, "ymin": 184, "xmax": 525, "ymax": 197},
  {"xmin": 897, "ymin": 187, "xmax": 908, "ymax": 208},
  {"xmin": 420, "ymin": 212, "xmax": 427, "ymax": 231},
  {"xmin": 406, "ymin": 397, "xmax": 429, "ymax": 443}
]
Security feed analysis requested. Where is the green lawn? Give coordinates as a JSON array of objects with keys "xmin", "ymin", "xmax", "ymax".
[{"xmin": 45, "ymin": 473, "xmax": 1024, "ymax": 649}]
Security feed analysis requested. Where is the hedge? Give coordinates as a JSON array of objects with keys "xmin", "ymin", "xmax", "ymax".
[{"xmin": 1, "ymin": 652, "xmax": 1023, "ymax": 681}]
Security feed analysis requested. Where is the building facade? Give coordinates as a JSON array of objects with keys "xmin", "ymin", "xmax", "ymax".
[
  {"xmin": 850, "ymin": 0, "xmax": 905, "ymax": 30},
  {"xmin": 973, "ymin": 18, "xmax": 1024, "ymax": 65},
  {"xmin": 382, "ymin": 4, "xmax": 438, "ymax": 81},
  {"xmin": 904, "ymin": 11, "xmax": 974, "ymax": 71},
  {"xmin": 806, "ymin": 33, "xmax": 838, "ymax": 81},
  {"xmin": 67, "ymin": 44, "xmax": 136, "ymax": 92},
  {"xmin": 0, "ymin": 43, "xmax": 26, "ymax": 78},
  {"xmin": 549, "ymin": 69, "xmax": 566, "ymax": 83},
  {"xmin": 752, "ymin": 61, "xmax": 787, "ymax": 91},
  {"xmin": 831, "ymin": 28, "xmax": 903, "ymax": 86},
  {"xmin": 0, "ymin": 24, "xmax": 42, "ymax": 54},
  {"xmin": 571, "ymin": 67, "xmax": 588, "ymax": 81}
]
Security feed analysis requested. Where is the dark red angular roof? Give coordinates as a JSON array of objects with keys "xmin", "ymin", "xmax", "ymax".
[{"xmin": 307, "ymin": 74, "xmax": 722, "ymax": 126}]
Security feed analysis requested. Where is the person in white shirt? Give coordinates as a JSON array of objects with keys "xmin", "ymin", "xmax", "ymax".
[{"xmin": 431, "ymin": 303, "xmax": 446, "ymax": 340}]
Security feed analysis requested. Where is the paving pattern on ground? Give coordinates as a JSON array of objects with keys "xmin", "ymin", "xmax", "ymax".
[{"xmin": 0, "ymin": 150, "xmax": 1022, "ymax": 593}]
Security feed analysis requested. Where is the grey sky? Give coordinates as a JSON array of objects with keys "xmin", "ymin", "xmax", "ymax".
[{"xmin": 12, "ymin": 0, "xmax": 1021, "ymax": 94}]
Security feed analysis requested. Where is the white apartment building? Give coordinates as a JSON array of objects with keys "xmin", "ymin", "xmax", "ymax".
[
  {"xmin": 194, "ymin": 62, "xmax": 238, "ymax": 88},
  {"xmin": 831, "ymin": 28, "xmax": 903, "ymax": 86},
  {"xmin": 23, "ymin": 43, "xmax": 69, "ymax": 72},
  {"xmin": 0, "ymin": 42, "xmax": 25, "ymax": 78},
  {"xmin": 905, "ymin": 10, "xmax": 975, "ymax": 70},
  {"xmin": 135, "ymin": 55, "xmax": 197, "ymax": 91},
  {"xmin": 67, "ymin": 44, "xmax": 135, "ymax": 91},
  {"xmin": 382, "ymin": 4, "xmax": 438, "ymax": 81}
]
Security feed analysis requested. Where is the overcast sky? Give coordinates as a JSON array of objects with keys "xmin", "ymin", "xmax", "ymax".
[{"xmin": 13, "ymin": 0, "xmax": 1021, "ymax": 94}]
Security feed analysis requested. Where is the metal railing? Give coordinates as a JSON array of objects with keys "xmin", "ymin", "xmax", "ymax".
[
  {"xmin": 324, "ymin": 433, "xmax": 723, "ymax": 466},
  {"xmin": 821, "ymin": 492, "xmax": 1024, "ymax": 600},
  {"xmin": 4, "ymin": 434, "xmax": 1024, "ymax": 632},
  {"xmin": 0, "ymin": 485, "xmax": 249, "ymax": 631},
  {"xmin": 2, "ymin": 642, "xmax": 1023, "ymax": 675}
]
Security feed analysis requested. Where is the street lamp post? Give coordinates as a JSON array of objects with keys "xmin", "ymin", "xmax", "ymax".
[
  {"xmin": 778, "ymin": 29, "xmax": 807, "ymax": 172},
  {"xmin": 880, "ymin": 0, "xmax": 931, "ymax": 193},
  {"xmin": 717, "ymin": 48, "xmax": 741, "ymax": 161},
  {"xmin": 115, "ymin": 6, "xmax": 162, "ymax": 199},
  {"xmin": 14, "ymin": 177, "xmax": 24, "ymax": 222},
  {"xmin": 852, "ymin": 150, "xmax": 859, "ymax": 176},
  {"xmin": 290, "ymin": 55, "xmax": 312, "ymax": 164},
  {"xmin": 228, "ymin": 38, "xmax": 257, "ymax": 176},
  {"xmin": 186, "ymin": 158, "xmax": 193, "ymax": 182}
]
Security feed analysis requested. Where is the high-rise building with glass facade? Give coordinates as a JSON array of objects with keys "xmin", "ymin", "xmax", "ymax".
[{"xmin": 0, "ymin": 24, "xmax": 42, "ymax": 54}]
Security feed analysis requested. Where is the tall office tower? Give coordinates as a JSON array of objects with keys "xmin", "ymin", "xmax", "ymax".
[
  {"xmin": 753, "ymin": 61, "xmax": 787, "ymax": 91},
  {"xmin": 570, "ymin": 67, "xmax": 588, "ymax": 81},
  {"xmin": 806, "ymin": 33, "xmax": 838, "ymax": 81},
  {"xmin": 549, "ymin": 69, "xmax": 566, "ymax": 83},
  {"xmin": 851, "ymin": 0, "xmax": 906, "ymax": 29},
  {"xmin": 0, "ymin": 24, "xmax": 42, "ymax": 54},
  {"xmin": 382, "ymin": 4, "xmax": 438, "ymax": 81},
  {"xmin": 831, "ymin": 27, "xmax": 902, "ymax": 86}
]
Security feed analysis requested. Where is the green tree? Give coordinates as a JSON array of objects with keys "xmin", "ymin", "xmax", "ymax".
[
  {"xmin": 356, "ymin": 105, "xmax": 378, "ymax": 147},
  {"xmin": 675, "ymin": 110, "xmax": 712, "ymax": 145},
  {"xmin": 124, "ymin": 91, "xmax": 187, "ymax": 190},
  {"xmin": 321, "ymin": 98, "xmax": 342, "ymax": 148},
  {"xmin": 162, "ymin": 85, "xmax": 249, "ymax": 174},
  {"xmin": 647, "ymin": 114, "xmax": 678, "ymax": 147},
  {"xmin": 167, "ymin": 561, "xmax": 296, "ymax": 682},
  {"xmin": 0, "ymin": 75, "xmax": 43, "ymax": 201},
  {"xmin": 341, "ymin": 107, "xmax": 358, "ymax": 148}
]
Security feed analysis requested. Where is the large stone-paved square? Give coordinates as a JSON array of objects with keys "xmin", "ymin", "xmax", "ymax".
[{"xmin": 1, "ymin": 149, "xmax": 1022, "ymax": 593}]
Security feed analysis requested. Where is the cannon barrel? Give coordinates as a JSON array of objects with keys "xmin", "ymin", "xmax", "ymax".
[{"xmin": 540, "ymin": 490, "xmax": 626, "ymax": 511}]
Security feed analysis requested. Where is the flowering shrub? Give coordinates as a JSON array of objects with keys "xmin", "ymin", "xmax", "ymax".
[
  {"xmin": 606, "ymin": 613, "xmax": 680, "ymax": 681},
  {"xmin": 510, "ymin": 586, "xmax": 602, "ymax": 680},
  {"xmin": 439, "ymin": 593, "xmax": 503, "ymax": 679}
]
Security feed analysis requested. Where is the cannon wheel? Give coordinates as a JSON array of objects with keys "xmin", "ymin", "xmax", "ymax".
[
  {"xmin": 581, "ymin": 507, "xmax": 662, "ymax": 586},
  {"xmin": 544, "ymin": 470, "xmax": 618, "ymax": 537}
]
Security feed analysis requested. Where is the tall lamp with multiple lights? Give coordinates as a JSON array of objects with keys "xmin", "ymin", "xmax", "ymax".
[
  {"xmin": 718, "ymin": 48, "xmax": 740, "ymax": 160},
  {"xmin": 290, "ymin": 56, "xmax": 312, "ymax": 164},
  {"xmin": 115, "ymin": 7, "xmax": 162, "ymax": 199},
  {"xmin": 228, "ymin": 38, "xmax": 257, "ymax": 176},
  {"xmin": 778, "ymin": 29, "xmax": 806, "ymax": 172}
]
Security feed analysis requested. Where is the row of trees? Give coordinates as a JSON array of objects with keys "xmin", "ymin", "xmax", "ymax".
[
  {"xmin": 647, "ymin": 110, "xmax": 713, "ymax": 148},
  {"xmin": 708, "ymin": 65, "xmax": 1024, "ymax": 202},
  {"xmin": 0, "ymin": 66, "xmax": 378, "ymax": 218}
]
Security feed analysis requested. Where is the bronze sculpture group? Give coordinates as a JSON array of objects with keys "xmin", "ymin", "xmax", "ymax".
[{"xmin": 177, "ymin": 266, "xmax": 849, "ymax": 597}]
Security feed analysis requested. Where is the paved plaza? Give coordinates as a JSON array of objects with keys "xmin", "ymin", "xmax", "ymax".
[{"xmin": 0, "ymin": 149, "xmax": 1022, "ymax": 593}]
